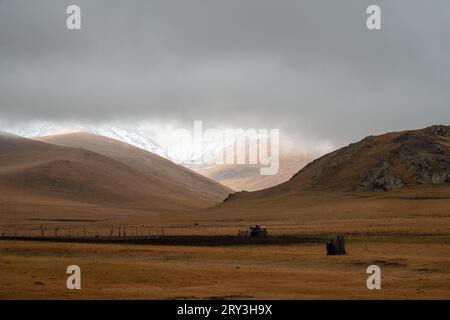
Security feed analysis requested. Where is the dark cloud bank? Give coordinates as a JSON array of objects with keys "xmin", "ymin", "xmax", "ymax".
[{"xmin": 0, "ymin": 0, "xmax": 449, "ymax": 147}]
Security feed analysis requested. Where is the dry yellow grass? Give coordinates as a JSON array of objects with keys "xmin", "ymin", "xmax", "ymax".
[
  {"xmin": 1, "ymin": 239, "xmax": 449, "ymax": 300},
  {"xmin": 2, "ymin": 186, "xmax": 449, "ymax": 299},
  {"xmin": 1, "ymin": 127, "xmax": 450, "ymax": 299}
]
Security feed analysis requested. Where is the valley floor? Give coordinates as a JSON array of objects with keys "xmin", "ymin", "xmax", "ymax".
[
  {"xmin": 1, "ymin": 235, "xmax": 450, "ymax": 299},
  {"xmin": 1, "ymin": 189, "xmax": 450, "ymax": 299}
]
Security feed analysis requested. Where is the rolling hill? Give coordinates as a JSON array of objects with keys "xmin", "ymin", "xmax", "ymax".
[
  {"xmin": 283, "ymin": 124, "xmax": 450, "ymax": 191},
  {"xmin": 0, "ymin": 132, "xmax": 231, "ymax": 215},
  {"xmin": 35, "ymin": 132, "xmax": 231, "ymax": 201},
  {"xmin": 198, "ymin": 152, "xmax": 313, "ymax": 191},
  {"xmin": 225, "ymin": 125, "xmax": 450, "ymax": 197}
]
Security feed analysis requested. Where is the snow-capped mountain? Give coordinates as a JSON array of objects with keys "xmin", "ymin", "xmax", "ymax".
[
  {"xmin": 4, "ymin": 121, "xmax": 327, "ymax": 172},
  {"xmin": 3, "ymin": 121, "xmax": 230, "ymax": 169},
  {"xmin": 89, "ymin": 126, "xmax": 167, "ymax": 158},
  {"xmin": 7, "ymin": 121, "xmax": 167, "ymax": 158}
]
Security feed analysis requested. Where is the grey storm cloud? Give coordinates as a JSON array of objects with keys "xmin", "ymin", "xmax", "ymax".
[{"xmin": 0, "ymin": 0, "xmax": 449, "ymax": 146}]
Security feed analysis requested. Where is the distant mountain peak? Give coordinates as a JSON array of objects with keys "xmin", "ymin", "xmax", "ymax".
[{"xmin": 7, "ymin": 122, "xmax": 166, "ymax": 158}]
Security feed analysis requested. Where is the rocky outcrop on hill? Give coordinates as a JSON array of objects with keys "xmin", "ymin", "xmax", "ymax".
[
  {"xmin": 429, "ymin": 124, "xmax": 450, "ymax": 138},
  {"xmin": 286, "ymin": 125, "xmax": 450, "ymax": 193},
  {"xmin": 358, "ymin": 161, "xmax": 405, "ymax": 191},
  {"xmin": 358, "ymin": 125, "xmax": 450, "ymax": 191},
  {"xmin": 220, "ymin": 125, "xmax": 450, "ymax": 208}
]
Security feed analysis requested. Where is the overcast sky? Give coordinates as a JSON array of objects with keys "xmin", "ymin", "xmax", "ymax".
[{"xmin": 0, "ymin": 0, "xmax": 449, "ymax": 148}]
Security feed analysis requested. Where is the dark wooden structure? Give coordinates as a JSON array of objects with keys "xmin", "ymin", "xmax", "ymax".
[
  {"xmin": 238, "ymin": 225, "xmax": 268, "ymax": 238},
  {"xmin": 326, "ymin": 234, "xmax": 347, "ymax": 255},
  {"xmin": 249, "ymin": 225, "xmax": 267, "ymax": 238}
]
